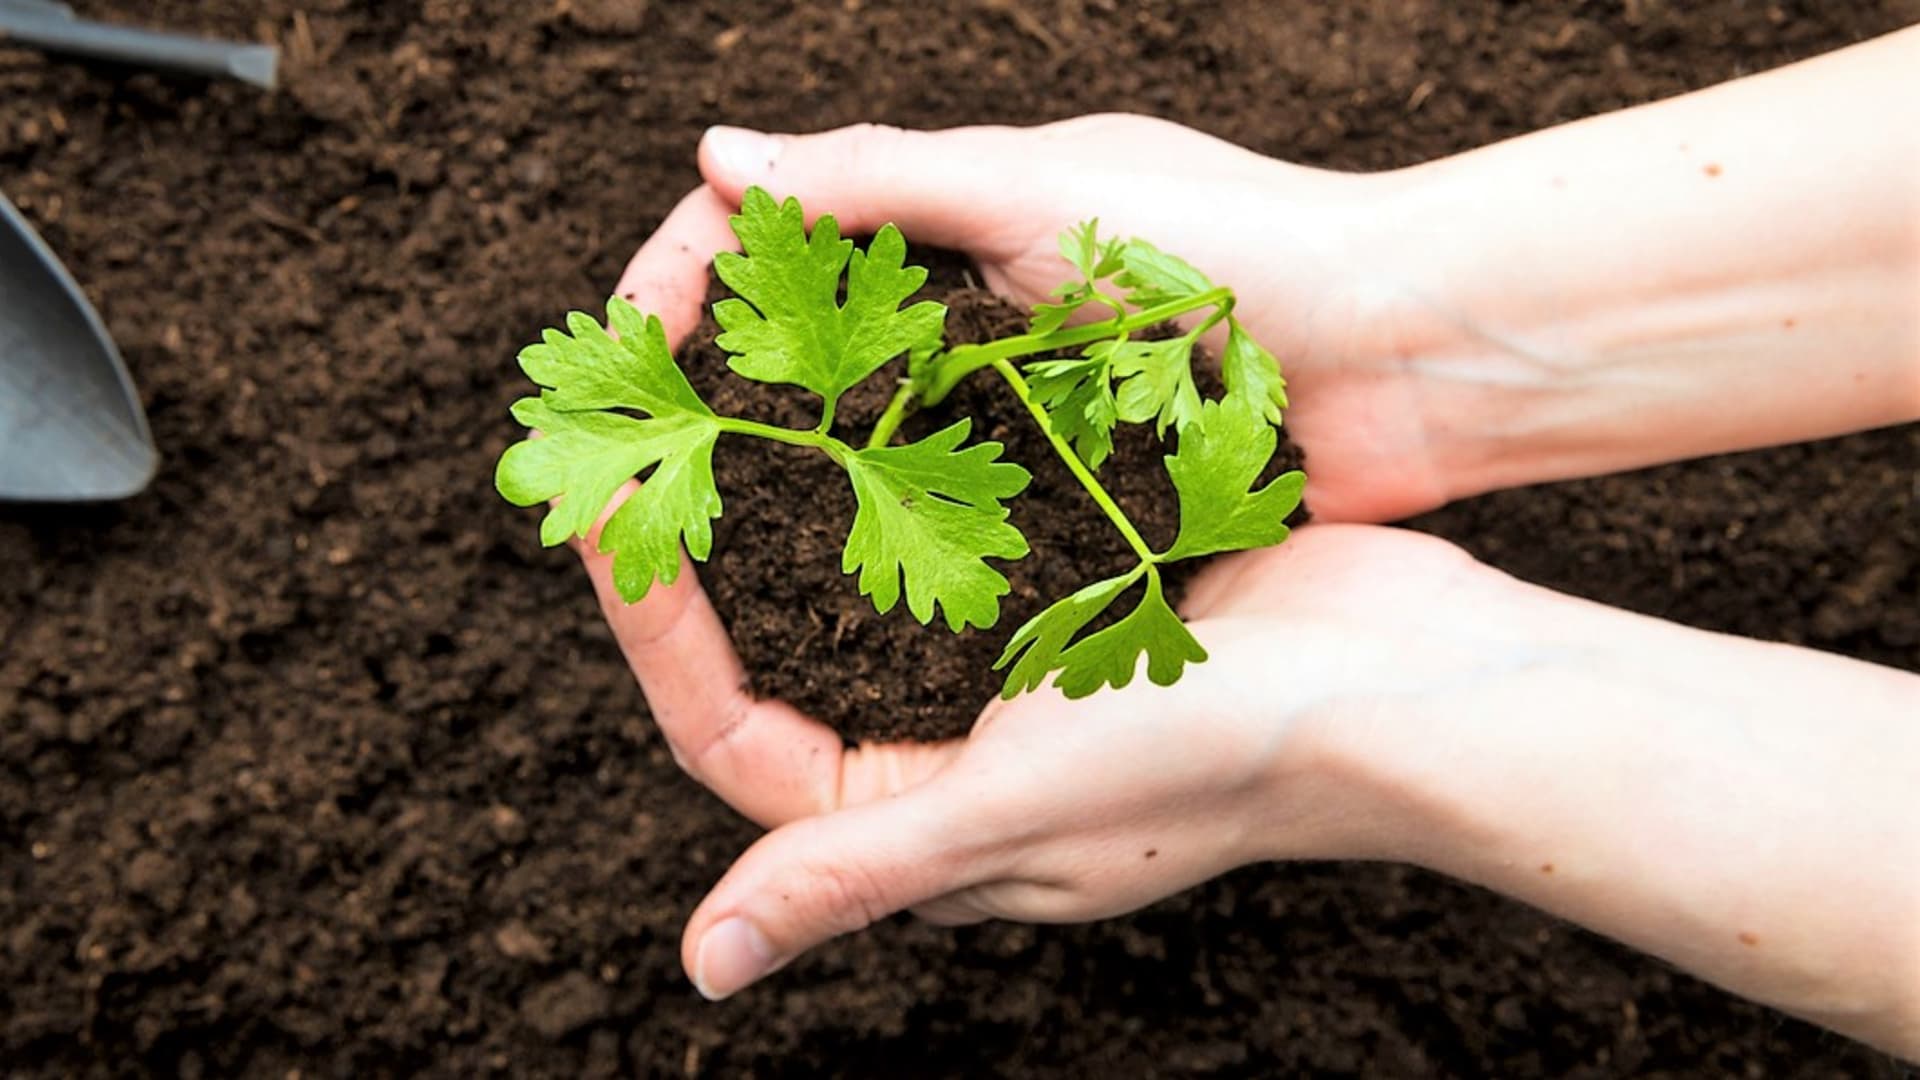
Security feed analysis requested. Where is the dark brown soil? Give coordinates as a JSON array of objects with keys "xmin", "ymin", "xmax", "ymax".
[
  {"xmin": 2, "ymin": 1, "xmax": 1915, "ymax": 1076},
  {"xmin": 689, "ymin": 264, "xmax": 1286, "ymax": 743}
]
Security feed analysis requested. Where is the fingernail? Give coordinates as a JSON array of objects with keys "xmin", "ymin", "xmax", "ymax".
[
  {"xmin": 704, "ymin": 126, "xmax": 782, "ymax": 180},
  {"xmin": 692, "ymin": 917, "xmax": 778, "ymax": 1001}
]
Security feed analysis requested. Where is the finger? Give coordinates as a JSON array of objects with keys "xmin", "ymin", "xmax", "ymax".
[
  {"xmin": 697, "ymin": 123, "xmax": 1042, "ymax": 259},
  {"xmin": 1177, "ymin": 547, "xmax": 1271, "ymax": 619},
  {"xmin": 592, "ymin": 183, "xmax": 970, "ymax": 825},
  {"xmin": 612, "ymin": 184, "xmax": 740, "ymax": 344},
  {"xmin": 592, "ymin": 184, "xmax": 849, "ymax": 825},
  {"xmin": 573, "ymin": 484, "xmax": 846, "ymax": 828},
  {"xmin": 680, "ymin": 775, "xmax": 1000, "ymax": 1000},
  {"xmin": 576, "ymin": 487, "xmax": 962, "ymax": 824}
]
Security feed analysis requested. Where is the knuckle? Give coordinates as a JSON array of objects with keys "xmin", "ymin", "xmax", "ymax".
[
  {"xmin": 1045, "ymin": 111, "xmax": 1144, "ymax": 139},
  {"xmin": 837, "ymin": 123, "xmax": 912, "ymax": 180},
  {"xmin": 797, "ymin": 853, "xmax": 894, "ymax": 935},
  {"xmin": 677, "ymin": 698, "xmax": 750, "ymax": 783}
]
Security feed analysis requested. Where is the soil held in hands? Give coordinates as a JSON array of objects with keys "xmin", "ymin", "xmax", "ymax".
[{"xmin": 685, "ymin": 263, "xmax": 1304, "ymax": 743}]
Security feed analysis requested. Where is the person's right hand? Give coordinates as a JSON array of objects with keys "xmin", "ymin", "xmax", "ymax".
[{"xmin": 694, "ymin": 115, "xmax": 1454, "ymax": 524}]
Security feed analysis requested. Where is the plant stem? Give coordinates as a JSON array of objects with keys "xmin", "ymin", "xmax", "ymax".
[
  {"xmin": 867, "ymin": 381, "xmax": 916, "ymax": 449},
  {"xmin": 921, "ymin": 286, "xmax": 1233, "ymax": 406},
  {"xmin": 1090, "ymin": 287, "xmax": 1130, "ymax": 321},
  {"xmin": 716, "ymin": 416, "xmax": 850, "ymax": 463},
  {"xmin": 989, "ymin": 359, "xmax": 1158, "ymax": 565}
]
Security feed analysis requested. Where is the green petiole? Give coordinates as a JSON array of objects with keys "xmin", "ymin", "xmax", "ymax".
[
  {"xmin": 866, "ymin": 284, "xmax": 1231, "ymax": 449},
  {"xmin": 867, "ymin": 285, "xmax": 1234, "ymax": 577},
  {"xmin": 988, "ymin": 358, "xmax": 1158, "ymax": 565},
  {"xmin": 717, "ymin": 415, "xmax": 850, "ymax": 464},
  {"xmin": 919, "ymin": 285, "xmax": 1233, "ymax": 407}
]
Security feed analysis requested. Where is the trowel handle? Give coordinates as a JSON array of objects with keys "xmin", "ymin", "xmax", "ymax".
[{"xmin": 0, "ymin": 3, "xmax": 278, "ymax": 89}]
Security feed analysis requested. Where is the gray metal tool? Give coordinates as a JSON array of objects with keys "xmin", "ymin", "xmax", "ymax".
[
  {"xmin": 0, "ymin": 5, "xmax": 279, "ymax": 500},
  {"xmin": 0, "ymin": 193, "xmax": 156, "ymax": 501},
  {"xmin": 0, "ymin": 0, "xmax": 278, "ymax": 89}
]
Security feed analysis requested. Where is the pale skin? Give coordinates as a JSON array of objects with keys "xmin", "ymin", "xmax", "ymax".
[{"xmin": 575, "ymin": 27, "xmax": 1920, "ymax": 1057}]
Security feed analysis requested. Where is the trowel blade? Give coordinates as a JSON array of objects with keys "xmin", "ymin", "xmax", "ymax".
[{"xmin": 0, "ymin": 194, "xmax": 156, "ymax": 501}]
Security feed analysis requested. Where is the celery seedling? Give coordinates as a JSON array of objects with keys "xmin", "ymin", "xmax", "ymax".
[{"xmin": 496, "ymin": 188, "xmax": 1305, "ymax": 701}]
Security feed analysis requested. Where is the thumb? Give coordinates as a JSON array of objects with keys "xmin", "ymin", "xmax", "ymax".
[
  {"xmin": 681, "ymin": 778, "xmax": 995, "ymax": 1000},
  {"xmin": 698, "ymin": 123, "xmax": 1039, "ymax": 257}
]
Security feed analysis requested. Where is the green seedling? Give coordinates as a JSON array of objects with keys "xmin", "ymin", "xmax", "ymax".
[{"xmin": 496, "ymin": 187, "xmax": 1305, "ymax": 700}]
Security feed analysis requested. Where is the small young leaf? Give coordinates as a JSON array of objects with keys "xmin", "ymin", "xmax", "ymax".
[
  {"xmin": 1115, "ymin": 238, "xmax": 1214, "ymax": 307},
  {"xmin": 996, "ymin": 570, "xmax": 1207, "ymax": 699},
  {"xmin": 1163, "ymin": 399, "xmax": 1305, "ymax": 562},
  {"xmin": 496, "ymin": 398, "xmax": 723, "ymax": 604},
  {"xmin": 516, "ymin": 299, "xmax": 708, "ymax": 418},
  {"xmin": 1060, "ymin": 219, "xmax": 1125, "ymax": 282},
  {"xmin": 841, "ymin": 420, "xmax": 1033, "ymax": 632},
  {"xmin": 1221, "ymin": 317, "xmax": 1289, "ymax": 425},
  {"xmin": 1026, "ymin": 352, "xmax": 1119, "ymax": 469},
  {"xmin": 1028, "ymin": 299, "xmax": 1080, "ymax": 336},
  {"xmin": 1110, "ymin": 337, "xmax": 1203, "ymax": 435},
  {"xmin": 714, "ymin": 186, "xmax": 946, "ymax": 411},
  {"xmin": 1031, "ymin": 221, "xmax": 1130, "ymax": 334}
]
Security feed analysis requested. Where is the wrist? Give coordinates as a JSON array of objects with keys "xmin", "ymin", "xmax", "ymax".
[
  {"xmin": 1234, "ymin": 544, "xmax": 1567, "ymax": 866},
  {"xmin": 1346, "ymin": 157, "xmax": 1587, "ymax": 510},
  {"xmin": 1300, "ymin": 567, "xmax": 1920, "ymax": 1055}
]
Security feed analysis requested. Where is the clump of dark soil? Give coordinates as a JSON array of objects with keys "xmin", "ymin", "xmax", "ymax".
[
  {"xmin": 685, "ymin": 262, "xmax": 1296, "ymax": 743},
  {"xmin": 2, "ymin": 1, "xmax": 1914, "ymax": 1076}
]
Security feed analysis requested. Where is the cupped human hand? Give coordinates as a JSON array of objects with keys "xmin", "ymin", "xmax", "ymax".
[
  {"xmin": 590, "ymin": 177, "xmax": 1519, "ymax": 1000},
  {"xmin": 585, "ymin": 498, "xmax": 1503, "ymax": 999},
  {"xmin": 691, "ymin": 115, "xmax": 1453, "ymax": 524}
]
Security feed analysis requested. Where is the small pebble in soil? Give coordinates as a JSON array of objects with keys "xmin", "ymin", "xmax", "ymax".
[
  {"xmin": 493, "ymin": 920, "xmax": 554, "ymax": 963},
  {"xmin": 124, "ymin": 851, "xmax": 190, "ymax": 912},
  {"xmin": 520, "ymin": 971, "xmax": 613, "ymax": 1040}
]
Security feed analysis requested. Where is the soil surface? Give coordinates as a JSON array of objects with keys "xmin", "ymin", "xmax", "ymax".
[{"xmin": 3, "ymin": 1, "xmax": 1916, "ymax": 1076}]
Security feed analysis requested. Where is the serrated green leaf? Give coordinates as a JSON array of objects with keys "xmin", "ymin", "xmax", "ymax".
[
  {"xmin": 1054, "ymin": 575, "xmax": 1207, "ymax": 697},
  {"xmin": 994, "ymin": 567, "xmax": 1141, "ymax": 697},
  {"xmin": 997, "ymin": 570, "xmax": 1206, "ymax": 699},
  {"xmin": 1060, "ymin": 219, "xmax": 1125, "ymax": 282},
  {"xmin": 1034, "ymin": 221, "xmax": 1131, "ymax": 335},
  {"xmin": 1026, "ymin": 353, "xmax": 1118, "ymax": 469},
  {"xmin": 516, "ymin": 298, "xmax": 710, "ymax": 418},
  {"xmin": 1111, "ymin": 336, "xmax": 1203, "ymax": 436},
  {"xmin": 713, "ymin": 186, "xmax": 945, "ymax": 411},
  {"xmin": 1163, "ymin": 399, "xmax": 1304, "ymax": 562},
  {"xmin": 598, "ymin": 425, "xmax": 725, "ymax": 603},
  {"xmin": 496, "ymin": 398, "xmax": 723, "ymax": 595},
  {"xmin": 841, "ymin": 420, "xmax": 1032, "ymax": 632},
  {"xmin": 1222, "ymin": 317, "xmax": 1289, "ymax": 425},
  {"xmin": 499, "ymin": 292, "xmax": 727, "ymax": 603},
  {"xmin": 1116, "ymin": 238, "xmax": 1214, "ymax": 307}
]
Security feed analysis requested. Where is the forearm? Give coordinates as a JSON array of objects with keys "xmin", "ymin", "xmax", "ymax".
[
  {"xmin": 1378, "ymin": 26, "xmax": 1920, "ymax": 499},
  {"xmin": 1332, "ymin": 577, "xmax": 1920, "ymax": 1056}
]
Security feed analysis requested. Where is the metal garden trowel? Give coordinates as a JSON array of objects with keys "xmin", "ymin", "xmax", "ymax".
[
  {"xmin": 0, "ymin": 3, "xmax": 280, "ymax": 500},
  {"xmin": 0, "ymin": 0, "xmax": 278, "ymax": 89},
  {"xmin": 0, "ymin": 194, "xmax": 156, "ymax": 501}
]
